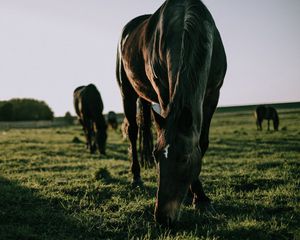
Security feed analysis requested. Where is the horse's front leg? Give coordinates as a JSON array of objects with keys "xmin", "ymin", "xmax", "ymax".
[
  {"xmin": 117, "ymin": 50, "xmax": 143, "ymax": 187},
  {"xmin": 191, "ymin": 90, "xmax": 219, "ymax": 212},
  {"xmin": 127, "ymin": 117, "xmax": 142, "ymax": 187},
  {"xmin": 190, "ymin": 178, "xmax": 210, "ymax": 208},
  {"xmin": 121, "ymin": 88, "xmax": 142, "ymax": 187},
  {"xmin": 123, "ymin": 95, "xmax": 142, "ymax": 187},
  {"xmin": 87, "ymin": 122, "xmax": 96, "ymax": 154}
]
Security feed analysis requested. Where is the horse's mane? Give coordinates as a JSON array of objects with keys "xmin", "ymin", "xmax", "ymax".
[{"xmin": 161, "ymin": 0, "xmax": 215, "ymax": 124}]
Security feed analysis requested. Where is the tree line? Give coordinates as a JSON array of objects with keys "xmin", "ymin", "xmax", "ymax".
[{"xmin": 0, "ymin": 98, "xmax": 54, "ymax": 121}]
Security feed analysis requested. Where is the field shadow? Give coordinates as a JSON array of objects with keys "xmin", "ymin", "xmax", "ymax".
[
  {"xmin": 211, "ymin": 200, "xmax": 297, "ymax": 240},
  {"xmin": 0, "ymin": 175, "xmax": 157, "ymax": 240},
  {"xmin": 209, "ymin": 136, "xmax": 299, "ymax": 160},
  {"xmin": 0, "ymin": 176, "xmax": 97, "ymax": 239},
  {"xmin": 103, "ymin": 143, "xmax": 128, "ymax": 160},
  {"xmin": 0, "ymin": 175, "xmax": 297, "ymax": 240},
  {"xmin": 229, "ymin": 176, "xmax": 286, "ymax": 192},
  {"xmin": 256, "ymin": 161, "xmax": 282, "ymax": 170},
  {"xmin": 167, "ymin": 196, "xmax": 297, "ymax": 240},
  {"xmin": 92, "ymin": 167, "xmax": 157, "ymax": 198},
  {"xmin": 14, "ymin": 165, "xmax": 90, "ymax": 174}
]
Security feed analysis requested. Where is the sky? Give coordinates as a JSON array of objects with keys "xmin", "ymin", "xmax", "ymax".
[{"xmin": 0, "ymin": 0, "xmax": 299, "ymax": 116}]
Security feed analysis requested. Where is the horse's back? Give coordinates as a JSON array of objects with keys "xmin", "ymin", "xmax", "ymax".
[
  {"xmin": 265, "ymin": 107, "xmax": 278, "ymax": 120},
  {"xmin": 255, "ymin": 105, "xmax": 278, "ymax": 120},
  {"xmin": 118, "ymin": 0, "xmax": 226, "ymax": 109},
  {"xmin": 121, "ymin": 15, "xmax": 151, "ymax": 39},
  {"xmin": 74, "ymin": 84, "xmax": 103, "ymax": 121}
]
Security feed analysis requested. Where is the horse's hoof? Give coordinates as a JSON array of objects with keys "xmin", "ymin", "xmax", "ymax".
[{"xmin": 131, "ymin": 179, "xmax": 144, "ymax": 189}]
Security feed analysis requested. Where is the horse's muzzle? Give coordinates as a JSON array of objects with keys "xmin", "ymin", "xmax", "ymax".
[
  {"xmin": 154, "ymin": 201, "xmax": 178, "ymax": 227},
  {"xmin": 154, "ymin": 211, "xmax": 174, "ymax": 227}
]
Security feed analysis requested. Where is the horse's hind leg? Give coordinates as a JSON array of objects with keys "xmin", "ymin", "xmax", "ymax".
[
  {"xmin": 79, "ymin": 119, "xmax": 89, "ymax": 149},
  {"xmin": 124, "ymin": 99, "xmax": 142, "ymax": 187},
  {"xmin": 259, "ymin": 120, "xmax": 262, "ymax": 131},
  {"xmin": 117, "ymin": 57, "xmax": 142, "ymax": 187},
  {"xmin": 267, "ymin": 120, "xmax": 270, "ymax": 131},
  {"xmin": 256, "ymin": 119, "xmax": 261, "ymax": 131},
  {"xmin": 82, "ymin": 118, "xmax": 94, "ymax": 152},
  {"xmin": 87, "ymin": 121, "xmax": 96, "ymax": 154}
]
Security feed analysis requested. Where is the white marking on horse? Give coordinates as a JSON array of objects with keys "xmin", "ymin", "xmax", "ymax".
[
  {"xmin": 164, "ymin": 144, "xmax": 170, "ymax": 159},
  {"xmin": 151, "ymin": 102, "xmax": 162, "ymax": 116}
]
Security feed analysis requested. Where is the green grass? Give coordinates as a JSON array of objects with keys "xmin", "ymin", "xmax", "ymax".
[{"xmin": 0, "ymin": 108, "xmax": 299, "ymax": 240}]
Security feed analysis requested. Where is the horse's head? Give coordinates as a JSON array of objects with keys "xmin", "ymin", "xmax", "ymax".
[{"xmin": 153, "ymin": 106, "xmax": 202, "ymax": 226}]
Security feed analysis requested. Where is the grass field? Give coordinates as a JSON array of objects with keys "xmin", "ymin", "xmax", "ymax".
[{"xmin": 0, "ymin": 108, "xmax": 299, "ymax": 240}]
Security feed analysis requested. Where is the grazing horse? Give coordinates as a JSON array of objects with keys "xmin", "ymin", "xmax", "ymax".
[
  {"xmin": 73, "ymin": 84, "xmax": 107, "ymax": 155},
  {"xmin": 255, "ymin": 105, "xmax": 279, "ymax": 131},
  {"xmin": 107, "ymin": 111, "xmax": 118, "ymax": 130},
  {"xmin": 116, "ymin": 0, "xmax": 226, "ymax": 226}
]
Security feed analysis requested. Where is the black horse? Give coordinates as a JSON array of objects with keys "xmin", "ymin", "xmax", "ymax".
[
  {"xmin": 255, "ymin": 105, "xmax": 279, "ymax": 131},
  {"xmin": 107, "ymin": 111, "xmax": 118, "ymax": 130},
  {"xmin": 116, "ymin": 0, "xmax": 226, "ymax": 226},
  {"xmin": 73, "ymin": 84, "xmax": 107, "ymax": 155}
]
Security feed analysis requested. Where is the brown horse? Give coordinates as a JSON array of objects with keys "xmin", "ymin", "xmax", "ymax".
[
  {"xmin": 255, "ymin": 105, "xmax": 279, "ymax": 131},
  {"xmin": 116, "ymin": 0, "xmax": 226, "ymax": 226},
  {"xmin": 73, "ymin": 84, "xmax": 107, "ymax": 155}
]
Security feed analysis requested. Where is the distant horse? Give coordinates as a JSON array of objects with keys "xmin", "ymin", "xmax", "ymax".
[
  {"xmin": 73, "ymin": 84, "xmax": 107, "ymax": 155},
  {"xmin": 255, "ymin": 105, "xmax": 279, "ymax": 131},
  {"xmin": 116, "ymin": 0, "xmax": 227, "ymax": 226},
  {"xmin": 107, "ymin": 111, "xmax": 118, "ymax": 130}
]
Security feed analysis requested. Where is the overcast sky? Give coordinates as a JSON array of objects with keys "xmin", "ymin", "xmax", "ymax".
[{"xmin": 0, "ymin": 0, "xmax": 299, "ymax": 116}]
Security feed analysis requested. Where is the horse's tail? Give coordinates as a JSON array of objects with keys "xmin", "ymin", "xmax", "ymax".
[
  {"xmin": 136, "ymin": 98, "xmax": 154, "ymax": 168},
  {"xmin": 254, "ymin": 110, "xmax": 258, "ymax": 123},
  {"xmin": 254, "ymin": 110, "xmax": 258, "ymax": 120}
]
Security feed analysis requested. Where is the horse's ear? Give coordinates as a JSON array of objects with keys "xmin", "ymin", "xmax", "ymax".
[{"xmin": 178, "ymin": 106, "xmax": 193, "ymax": 134}]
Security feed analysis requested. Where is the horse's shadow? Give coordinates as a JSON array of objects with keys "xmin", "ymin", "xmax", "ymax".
[{"xmin": 101, "ymin": 142, "xmax": 129, "ymax": 161}]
